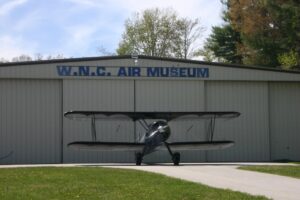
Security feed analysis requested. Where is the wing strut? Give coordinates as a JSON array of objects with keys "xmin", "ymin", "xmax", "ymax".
[
  {"xmin": 138, "ymin": 119, "xmax": 149, "ymax": 131},
  {"xmin": 91, "ymin": 115, "xmax": 97, "ymax": 141}
]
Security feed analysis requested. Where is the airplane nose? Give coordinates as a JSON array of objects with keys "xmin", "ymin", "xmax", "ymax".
[{"xmin": 158, "ymin": 125, "xmax": 169, "ymax": 133}]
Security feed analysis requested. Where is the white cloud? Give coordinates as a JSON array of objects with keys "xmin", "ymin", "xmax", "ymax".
[
  {"xmin": 0, "ymin": 0, "xmax": 28, "ymax": 16},
  {"xmin": 116, "ymin": 0, "xmax": 224, "ymax": 25},
  {"xmin": 65, "ymin": 0, "xmax": 224, "ymax": 26},
  {"xmin": 61, "ymin": 24, "xmax": 100, "ymax": 57},
  {"xmin": 0, "ymin": 0, "xmax": 225, "ymax": 59},
  {"xmin": 65, "ymin": 0, "xmax": 105, "ymax": 8},
  {"xmin": 0, "ymin": 35, "xmax": 37, "ymax": 59},
  {"xmin": 64, "ymin": 0, "xmax": 225, "ymax": 55}
]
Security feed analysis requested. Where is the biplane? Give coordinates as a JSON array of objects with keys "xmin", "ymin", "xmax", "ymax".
[{"xmin": 64, "ymin": 111, "xmax": 240, "ymax": 165}]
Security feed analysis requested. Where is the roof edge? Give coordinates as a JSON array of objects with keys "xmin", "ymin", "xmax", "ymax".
[
  {"xmin": 0, "ymin": 54, "xmax": 299, "ymax": 74},
  {"xmin": 0, "ymin": 55, "xmax": 131, "ymax": 67},
  {"xmin": 138, "ymin": 55, "xmax": 300, "ymax": 74}
]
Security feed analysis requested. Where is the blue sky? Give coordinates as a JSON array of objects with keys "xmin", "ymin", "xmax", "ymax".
[{"xmin": 0, "ymin": 0, "xmax": 225, "ymax": 60}]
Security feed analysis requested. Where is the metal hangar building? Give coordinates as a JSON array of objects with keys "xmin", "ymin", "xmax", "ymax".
[{"xmin": 0, "ymin": 55, "xmax": 299, "ymax": 164}]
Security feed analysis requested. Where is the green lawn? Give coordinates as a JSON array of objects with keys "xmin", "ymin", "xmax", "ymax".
[
  {"xmin": 239, "ymin": 165, "xmax": 300, "ymax": 179},
  {"xmin": 291, "ymin": 162, "xmax": 300, "ymax": 165},
  {"xmin": 0, "ymin": 167, "xmax": 267, "ymax": 200}
]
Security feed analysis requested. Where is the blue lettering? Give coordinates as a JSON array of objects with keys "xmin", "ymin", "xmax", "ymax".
[
  {"xmin": 197, "ymin": 68, "xmax": 209, "ymax": 77},
  {"xmin": 57, "ymin": 66, "xmax": 72, "ymax": 76},
  {"xmin": 179, "ymin": 68, "xmax": 187, "ymax": 77},
  {"xmin": 187, "ymin": 68, "xmax": 196, "ymax": 77},
  {"xmin": 78, "ymin": 66, "xmax": 90, "ymax": 76},
  {"xmin": 147, "ymin": 67, "xmax": 159, "ymax": 77},
  {"xmin": 56, "ymin": 65, "xmax": 209, "ymax": 78},
  {"xmin": 118, "ymin": 67, "xmax": 127, "ymax": 76},
  {"xmin": 160, "ymin": 67, "xmax": 169, "ymax": 77},
  {"xmin": 130, "ymin": 67, "xmax": 141, "ymax": 76},
  {"xmin": 170, "ymin": 68, "xmax": 179, "ymax": 77},
  {"xmin": 96, "ymin": 67, "xmax": 106, "ymax": 76}
]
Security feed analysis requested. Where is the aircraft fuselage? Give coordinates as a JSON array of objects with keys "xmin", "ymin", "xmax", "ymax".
[{"xmin": 141, "ymin": 121, "xmax": 170, "ymax": 155}]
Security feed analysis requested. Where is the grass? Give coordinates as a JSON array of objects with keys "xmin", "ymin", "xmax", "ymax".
[
  {"xmin": 290, "ymin": 162, "xmax": 300, "ymax": 165},
  {"xmin": 0, "ymin": 167, "xmax": 267, "ymax": 200},
  {"xmin": 239, "ymin": 165, "xmax": 300, "ymax": 179}
]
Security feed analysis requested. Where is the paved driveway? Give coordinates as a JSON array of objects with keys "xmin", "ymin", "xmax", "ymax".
[{"xmin": 108, "ymin": 163, "xmax": 300, "ymax": 200}]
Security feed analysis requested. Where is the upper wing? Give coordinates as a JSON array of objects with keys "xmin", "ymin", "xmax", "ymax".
[
  {"xmin": 68, "ymin": 141, "xmax": 145, "ymax": 151},
  {"xmin": 64, "ymin": 111, "xmax": 240, "ymax": 121},
  {"xmin": 167, "ymin": 141, "xmax": 234, "ymax": 151}
]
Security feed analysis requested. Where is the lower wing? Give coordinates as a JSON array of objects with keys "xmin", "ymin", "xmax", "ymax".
[
  {"xmin": 167, "ymin": 141, "xmax": 234, "ymax": 151},
  {"xmin": 68, "ymin": 141, "xmax": 145, "ymax": 151}
]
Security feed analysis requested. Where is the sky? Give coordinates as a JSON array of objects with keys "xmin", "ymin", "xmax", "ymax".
[{"xmin": 0, "ymin": 0, "xmax": 225, "ymax": 60}]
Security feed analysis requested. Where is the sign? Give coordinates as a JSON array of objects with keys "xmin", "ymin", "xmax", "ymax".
[{"xmin": 57, "ymin": 66, "xmax": 209, "ymax": 78}]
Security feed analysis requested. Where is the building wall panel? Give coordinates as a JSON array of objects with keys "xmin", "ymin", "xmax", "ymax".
[
  {"xmin": 206, "ymin": 81, "xmax": 270, "ymax": 161},
  {"xmin": 63, "ymin": 79, "xmax": 135, "ymax": 163},
  {"xmin": 0, "ymin": 79, "xmax": 61, "ymax": 164},
  {"xmin": 269, "ymin": 83, "xmax": 300, "ymax": 161}
]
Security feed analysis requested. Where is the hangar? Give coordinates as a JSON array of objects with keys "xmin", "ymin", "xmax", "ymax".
[{"xmin": 0, "ymin": 55, "xmax": 299, "ymax": 164}]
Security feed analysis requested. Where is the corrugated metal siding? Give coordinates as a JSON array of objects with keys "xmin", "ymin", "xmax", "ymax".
[
  {"xmin": 63, "ymin": 79, "xmax": 135, "ymax": 163},
  {"xmin": 206, "ymin": 81, "xmax": 270, "ymax": 161},
  {"xmin": 0, "ymin": 79, "xmax": 61, "ymax": 164},
  {"xmin": 135, "ymin": 80, "xmax": 206, "ymax": 162},
  {"xmin": 269, "ymin": 82, "xmax": 300, "ymax": 161}
]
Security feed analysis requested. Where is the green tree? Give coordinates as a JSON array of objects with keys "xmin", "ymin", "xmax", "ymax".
[
  {"xmin": 173, "ymin": 18, "xmax": 205, "ymax": 59},
  {"xmin": 228, "ymin": 0, "xmax": 300, "ymax": 67},
  {"xmin": 278, "ymin": 50, "xmax": 299, "ymax": 69},
  {"xmin": 266, "ymin": 0, "xmax": 300, "ymax": 68},
  {"xmin": 117, "ymin": 8, "xmax": 204, "ymax": 59},
  {"xmin": 200, "ymin": 24, "xmax": 242, "ymax": 63},
  {"xmin": 199, "ymin": 0, "xmax": 242, "ymax": 64}
]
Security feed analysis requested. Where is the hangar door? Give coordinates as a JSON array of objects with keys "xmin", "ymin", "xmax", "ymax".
[
  {"xmin": 135, "ymin": 80, "xmax": 206, "ymax": 162},
  {"xmin": 270, "ymin": 83, "xmax": 300, "ymax": 161},
  {"xmin": 0, "ymin": 79, "xmax": 62, "ymax": 164},
  {"xmin": 63, "ymin": 79, "xmax": 135, "ymax": 163},
  {"xmin": 206, "ymin": 81, "xmax": 270, "ymax": 162}
]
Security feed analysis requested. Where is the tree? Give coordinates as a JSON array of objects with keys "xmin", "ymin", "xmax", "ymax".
[
  {"xmin": 228, "ymin": 0, "xmax": 300, "ymax": 67},
  {"xmin": 173, "ymin": 18, "xmax": 205, "ymax": 59},
  {"xmin": 0, "ymin": 58, "xmax": 9, "ymax": 63},
  {"xmin": 34, "ymin": 53, "xmax": 43, "ymax": 61},
  {"xmin": 12, "ymin": 54, "xmax": 32, "ymax": 62},
  {"xmin": 198, "ymin": 0, "xmax": 242, "ymax": 64},
  {"xmin": 117, "ymin": 8, "xmax": 205, "ymax": 59},
  {"xmin": 7, "ymin": 53, "xmax": 65, "ymax": 62},
  {"xmin": 266, "ymin": 0, "xmax": 300, "ymax": 68},
  {"xmin": 97, "ymin": 45, "xmax": 116, "ymax": 56},
  {"xmin": 200, "ymin": 24, "xmax": 242, "ymax": 63}
]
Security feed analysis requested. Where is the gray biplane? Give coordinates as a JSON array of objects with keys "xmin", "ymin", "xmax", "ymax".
[{"xmin": 64, "ymin": 111, "xmax": 240, "ymax": 165}]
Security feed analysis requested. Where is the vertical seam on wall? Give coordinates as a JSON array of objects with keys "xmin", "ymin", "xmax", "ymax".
[
  {"xmin": 60, "ymin": 79, "xmax": 64, "ymax": 163},
  {"xmin": 268, "ymin": 81, "xmax": 273, "ymax": 161},
  {"xmin": 133, "ymin": 79, "xmax": 136, "ymax": 142},
  {"xmin": 204, "ymin": 80, "xmax": 208, "ymax": 162},
  {"xmin": 268, "ymin": 81, "xmax": 272, "ymax": 161}
]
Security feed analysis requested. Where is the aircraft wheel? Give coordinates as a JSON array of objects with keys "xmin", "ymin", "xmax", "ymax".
[
  {"xmin": 135, "ymin": 153, "xmax": 143, "ymax": 166},
  {"xmin": 172, "ymin": 152, "xmax": 180, "ymax": 166}
]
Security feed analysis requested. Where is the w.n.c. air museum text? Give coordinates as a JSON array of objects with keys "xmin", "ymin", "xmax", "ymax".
[{"xmin": 57, "ymin": 66, "xmax": 209, "ymax": 78}]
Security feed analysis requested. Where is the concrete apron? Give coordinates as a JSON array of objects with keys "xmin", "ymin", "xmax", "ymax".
[{"xmin": 107, "ymin": 163, "xmax": 300, "ymax": 200}]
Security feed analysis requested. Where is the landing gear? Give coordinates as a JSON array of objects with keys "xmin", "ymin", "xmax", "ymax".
[
  {"xmin": 164, "ymin": 142, "xmax": 181, "ymax": 166},
  {"xmin": 135, "ymin": 152, "xmax": 143, "ymax": 165},
  {"xmin": 172, "ymin": 152, "xmax": 180, "ymax": 166}
]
